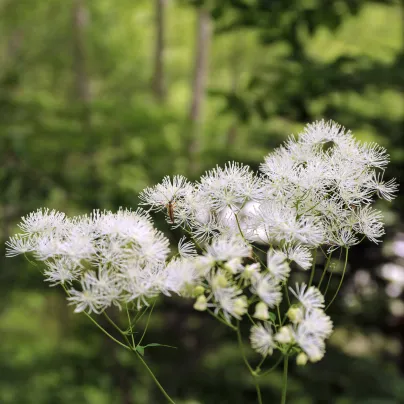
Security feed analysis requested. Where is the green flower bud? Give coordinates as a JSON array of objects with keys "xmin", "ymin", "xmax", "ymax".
[
  {"xmin": 274, "ymin": 326, "xmax": 294, "ymax": 344},
  {"xmin": 287, "ymin": 306, "xmax": 304, "ymax": 324},
  {"xmin": 212, "ymin": 273, "xmax": 228, "ymax": 289},
  {"xmin": 193, "ymin": 295, "xmax": 207, "ymax": 311},
  {"xmin": 296, "ymin": 352, "xmax": 308, "ymax": 366},
  {"xmin": 233, "ymin": 296, "xmax": 248, "ymax": 317},
  {"xmin": 253, "ymin": 302, "xmax": 270, "ymax": 321},
  {"xmin": 193, "ymin": 285, "xmax": 205, "ymax": 296}
]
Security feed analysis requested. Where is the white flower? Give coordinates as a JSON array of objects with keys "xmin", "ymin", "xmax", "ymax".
[
  {"xmin": 289, "ymin": 283, "xmax": 325, "ymax": 310},
  {"xmin": 5, "ymin": 235, "xmax": 36, "ymax": 257},
  {"xmin": 250, "ymin": 323, "xmax": 274, "ymax": 356},
  {"xmin": 352, "ymin": 206, "xmax": 385, "ymax": 244},
  {"xmin": 284, "ymin": 245, "xmax": 312, "ymax": 270},
  {"xmin": 139, "ymin": 175, "xmax": 193, "ymax": 213},
  {"xmin": 17, "ymin": 208, "xmax": 67, "ymax": 235},
  {"xmin": 212, "ymin": 286, "xmax": 248, "ymax": 321},
  {"xmin": 163, "ymin": 257, "xmax": 201, "ymax": 296},
  {"xmin": 178, "ymin": 237, "xmax": 197, "ymax": 258},
  {"xmin": 206, "ymin": 234, "xmax": 251, "ymax": 262},
  {"xmin": 293, "ymin": 328, "xmax": 325, "ymax": 362},
  {"xmin": 366, "ymin": 172, "xmax": 398, "ymax": 201},
  {"xmin": 301, "ymin": 309, "xmax": 333, "ymax": 339},
  {"xmin": 266, "ymin": 250, "xmax": 290, "ymax": 282},
  {"xmin": 44, "ymin": 257, "xmax": 81, "ymax": 286},
  {"xmin": 251, "ymin": 273, "xmax": 282, "ymax": 308}
]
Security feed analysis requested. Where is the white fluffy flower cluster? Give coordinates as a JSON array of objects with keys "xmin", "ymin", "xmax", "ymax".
[
  {"xmin": 140, "ymin": 120, "xmax": 397, "ymax": 251},
  {"xmin": 7, "ymin": 120, "xmax": 397, "ymax": 367},
  {"xmin": 6, "ymin": 208, "xmax": 175, "ymax": 312}
]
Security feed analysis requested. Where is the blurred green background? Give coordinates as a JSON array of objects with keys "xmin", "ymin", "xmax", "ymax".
[{"xmin": 0, "ymin": 0, "xmax": 403, "ymax": 403}]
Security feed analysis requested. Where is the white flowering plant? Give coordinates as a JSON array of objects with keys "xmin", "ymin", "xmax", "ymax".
[{"xmin": 6, "ymin": 120, "xmax": 398, "ymax": 403}]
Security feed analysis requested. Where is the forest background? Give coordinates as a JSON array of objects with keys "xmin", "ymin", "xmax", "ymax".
[{"xmin": 0, "ymin": 0, "xmax": 403, "ymax": 403}]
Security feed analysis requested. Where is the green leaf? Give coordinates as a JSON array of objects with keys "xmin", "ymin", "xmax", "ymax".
[
  {"xmin": 135, "ymin": 346, "xmax": 144, "ymax": 356},
  {"xmin": 142, "ymin": 343, "xmax": 177, "ymax": 350},
  {"xmin": 268, "ymin": 312, "xmax": 277, "ymax": 323}
]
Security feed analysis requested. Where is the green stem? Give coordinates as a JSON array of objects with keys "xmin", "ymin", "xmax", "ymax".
[
  {"xmin": 318, "ymin": 251, "xmax": 333, "ymax": 290},
  {"xmin": 207, "ymin": 309, "xmax": 237, "ymax": 331},
  {"xmin": 126, "ymin": 305, "xmax": 135, "ymax": 349},
  {"xmin": 236, "ymin": 322, "xmax": 262, "ymax": 404},
  {"xmin": 308, "ymin": 249, "xmax": 317, "ymax": 287},
  {"xmin": 281, "ymin": 355, "xmax": 289, "ymax": 404},
  {"xmin": 137, "ymin": 299, "xmax": 156, "ymax": 346},
  {"xmin": 256, "ymin": 383, "xmax": 263, "ymax": 404},
  {"xmin": 326, "ymin": 247, "xmax": 349, "ymax": 310},
  {"xmin": 236, "ymin": 322, "xmax": 254, "ymax": 374},
  {"xmin": 260, "ymin": 355, "xmax": 284, "ymax": 376},
  {"xmin": 133, "ymin": 349, "xmax": 176, "ymax": 404},
  {"xmin": 283, "ymin": 282, "xmax": 291, "ymax": 306},
  {"xmin": 83, "ymin": 312, "xmax": 131, "ymax": 350}
]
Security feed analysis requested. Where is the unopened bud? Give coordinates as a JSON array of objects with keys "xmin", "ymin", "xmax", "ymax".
[
  {"xmin": 287, "ymin": 306, "xmax": 304, "ymax": 324},
  {"xmin": 243, "ymin": 263, "xmax": 260, "ymax": 279},
  {"xmin": 212, "ymin": 273, "xmax": 228, "ymax": 289},
  {"xmin": 224, "ymin": 257, "xmax": 242, "ymax": 274},
  {"xmin": 233, "ymin": 296, "xmax": 248, "ymax": 317},
  {"xmin": 274, "ymin": 326, "xmax": 294, "ymax": 344},
  {"xmin": 193, "ymin": 285, "xmax": 205, "ymax": 296},
  {"xmin": 296, "ymin": 352, "xmax": 308, "ymax": 366},
  {"xmin": 253, "ymin": 302, "xmax": 270, "ymax": 321},
  {"xmin": 193, "ymin": 295, "xmax": 207, "ymax": 311}
]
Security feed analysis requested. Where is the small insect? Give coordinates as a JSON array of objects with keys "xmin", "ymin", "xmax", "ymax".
[{"xmin": 166, "ymin": 200, "xmax": 176, "ymax": 224}]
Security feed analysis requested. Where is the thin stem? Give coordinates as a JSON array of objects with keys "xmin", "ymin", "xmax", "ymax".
[
  {"xmin": 103, "ymin": 311, "xmax": 125, "ymax": 335},
  {"xmin": 318, "ymin": 251, "xmax": 333, "ymax": 290},
  {"xmin": 126, "ymin": 305, "xmax": 135, "ymax": 349},
  {"xmin": 236, "ymin": 323, "xmax": 253, "ymax": 373},
  {"xmin": 246, "ymin": 312, "xmax": 256, "ymax": 326},
  {"xmin": 326, "ymin": 247, "xmax": 349, "ymax": 310},
  {"xmin": 137, "ymin": 299, "xmax": 156, "ymax": 346},
  {"xmin": 260, "ymin": 355, "xmax": 284, "ymax": 376},
  {"xmin": 236, "ymin": 322, "xmax": 263, "ymax": 404},
  {"xmin": 133, "ymin": 349, "xmax": 176, "ymax": 404},
  {"xmin": 255, "ymin": 383, "xmax": 263, "ymax": 404},
  {"xmin": 308, "ymin": 249, "xmax": 317, "ymax": 287},
  {"xmin": 207, "ymin": 309, "xmax": 237, "ymax": 331},
  {"xmin": 83, "ymin": 312, "xmax": 131, "ymax": 351},
  {"xmin": 283, "ymin": 282, "xmax": 291, "ymax": 306},
  {"xmin": 255, "ymin": 355, "xmax": 267, "ymax": 372},
  {"xmin": 281, "ymin": 355, "xmax": 289, "ymax": 404},
  {"xmin": 234, "ymin": 213, "xmax": 247, "ymax": 242}
]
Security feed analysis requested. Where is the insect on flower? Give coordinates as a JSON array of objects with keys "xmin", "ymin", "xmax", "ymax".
[{"xmin": 166, "ymin": 200, "xmax": 176, "ymax": 224}]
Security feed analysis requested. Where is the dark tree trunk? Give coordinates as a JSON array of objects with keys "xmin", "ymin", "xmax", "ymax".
[
  {"xmin": 152, "ymin": 0, "xmax": 167, "ymax": 102},
  {"xmin": 188, "ymin": 7, "xmax": 211, "ymax": 175}
]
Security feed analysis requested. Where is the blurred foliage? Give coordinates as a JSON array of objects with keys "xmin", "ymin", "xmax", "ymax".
[{"xmin": 0, "ymin": 0, "xmax": 403, "ymax": 403}]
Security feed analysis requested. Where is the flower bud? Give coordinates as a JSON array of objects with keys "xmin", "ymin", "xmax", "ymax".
[
  {"xmin": 253, "ymin": 302, "xmax": 270, "ymax": 321},
  {"xmin": 243, "ymin": 263, "xmax": 260, "ymax": 279},
  {"xmin": 296, "ymin": 352, "xmax": 308, "ymax": 366},
  {"xmin": 212, "ymin": 273, "xmax": 228, "ymax": 289},
  {"xmin": 274, "ymin": 326, "xmax": 294, "ymax": 344},
  {"xmin": 224, "ymin": 257, "xmax": 242, "ymax": 274},
  {"xmin": 287, "ymin": 306, "xmax": 304, "ymax": 324},
  {"xmin": 233, "ymin": 296, "xmax": 248, "ymax": 317},
  {"xmin": 193, "ymin": 285, "xmax": 205, "ymax": 296},
  {"xmin": 193, "ymin": 295, "xmax": 207, "ymax": 311}
]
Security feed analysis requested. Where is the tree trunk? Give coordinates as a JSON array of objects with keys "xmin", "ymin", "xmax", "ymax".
[
  {"xmin": 188, "ymin": 7, "xmax": 211, "ymax": 175},
  {"xmin": 72, "ymin": 0, "xmax": 91, "ymax": 103},
  {"xmin": 152, "ymin": 0, "xmax": 167, "ymax": 102}
]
